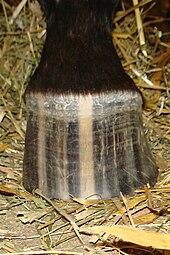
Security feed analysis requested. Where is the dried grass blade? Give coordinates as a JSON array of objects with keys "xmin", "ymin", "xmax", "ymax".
[
  {"xmin": 113, "ymin": 0, "xmax": 153, "ymax": 23},
  {"xmin": 9, "ymin": 0, "xmax": 28, "ymax": 25},
  {"xmin": 35, "ymin": 189, "xmax": 84, "ymax": 246},
  {"xmin": 132, "ymin": 0, "xmax": 147, "ymax": 56}
]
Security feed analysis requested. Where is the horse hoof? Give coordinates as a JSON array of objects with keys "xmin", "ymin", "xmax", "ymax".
[{"xmin": 23, "ymin": 90, "xmax": 158, "ymax": 199}]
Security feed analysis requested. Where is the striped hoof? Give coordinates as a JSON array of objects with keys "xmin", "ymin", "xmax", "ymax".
[
  {"xmin": 23, "ymin": 91, "xmax": 157, "ymax": 200},
  {"xmin": 23, "ymin": 90, "xmax": 158, "ymax": 199}
]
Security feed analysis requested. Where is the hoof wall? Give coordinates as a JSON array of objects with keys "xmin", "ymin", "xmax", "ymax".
[{"xmin": 23, "ymin": 91, "xmax": 158, "ymax": 199}]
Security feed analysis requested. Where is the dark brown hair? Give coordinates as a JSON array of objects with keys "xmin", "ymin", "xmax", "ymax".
[{"xmin": 26, "ymin": 0, "xmax": 138, "ymax": 95}]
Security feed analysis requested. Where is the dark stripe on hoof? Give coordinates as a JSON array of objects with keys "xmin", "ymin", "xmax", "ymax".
[{"xmin": 23, "ymin": 91, "xmax": 158, "ymax": 199}]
